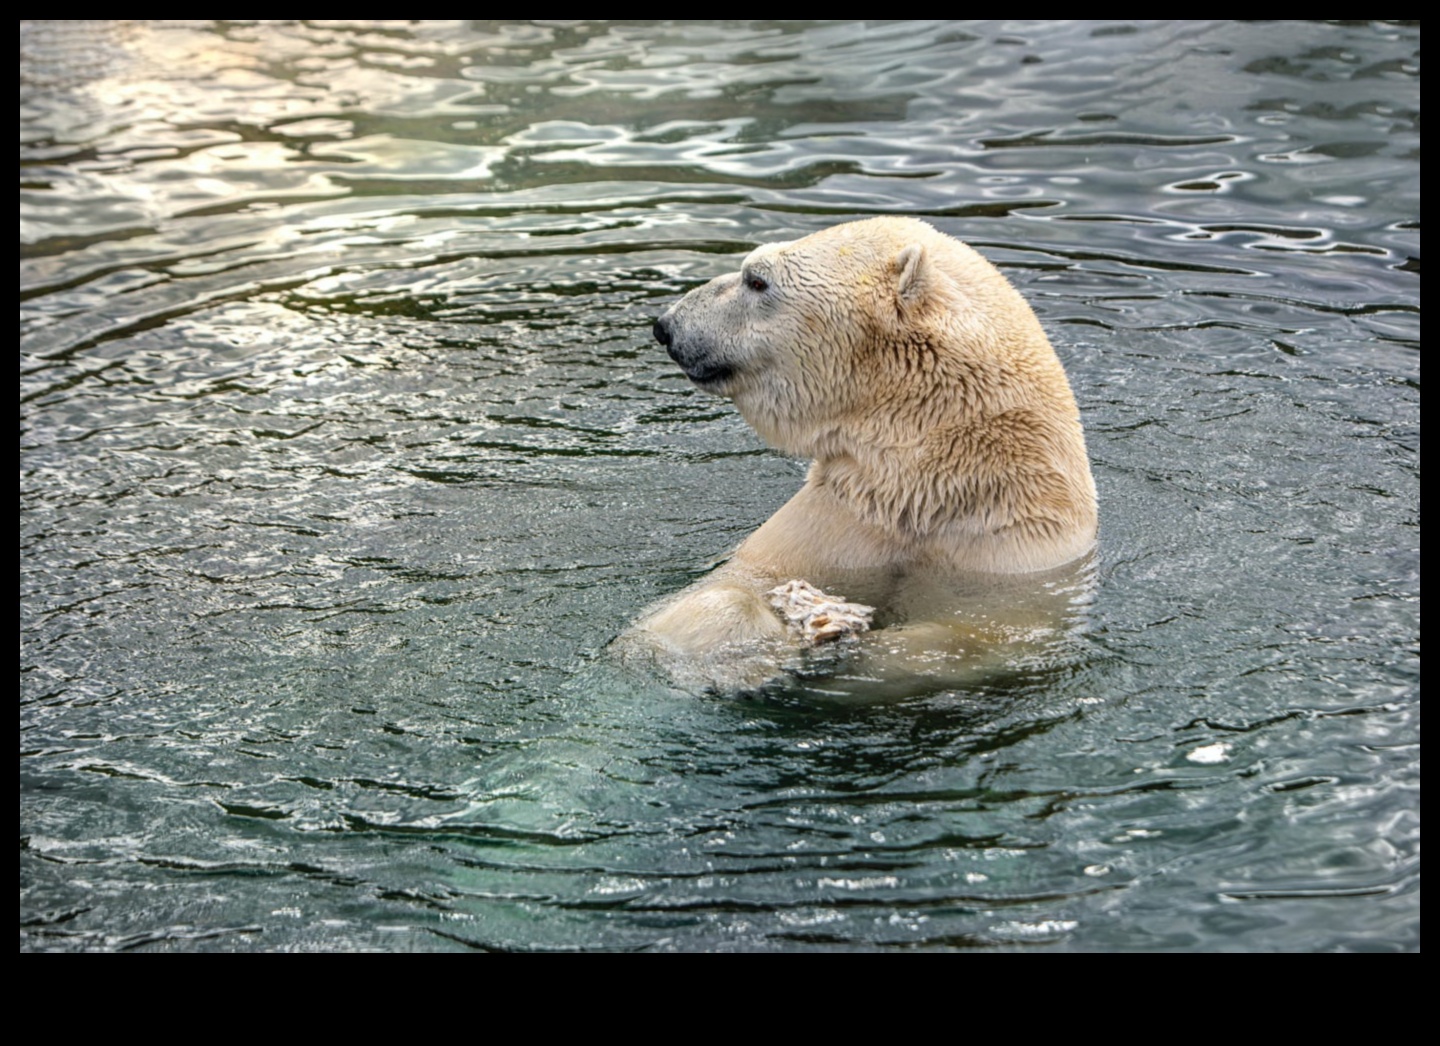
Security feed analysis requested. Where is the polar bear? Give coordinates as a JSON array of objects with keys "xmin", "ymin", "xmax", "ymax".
[{"xmin": 626, "ymin": 217, "xmax": 1097, "ymax": 693}]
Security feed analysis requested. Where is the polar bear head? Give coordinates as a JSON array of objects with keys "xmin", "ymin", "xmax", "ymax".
[{"xmin": 654, "ymin": 217, "xmax": 1069, "ymax": 455}]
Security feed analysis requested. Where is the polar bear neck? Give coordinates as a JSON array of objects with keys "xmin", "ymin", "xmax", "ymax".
[{"xmin": 791, "ymin": 336, "xmax": 1097, "ymax": 563}]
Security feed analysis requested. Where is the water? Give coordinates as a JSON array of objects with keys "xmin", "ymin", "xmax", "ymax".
[{"xmin": 20, "ymin": 20, "xmax": 1418, "ymax": 951}]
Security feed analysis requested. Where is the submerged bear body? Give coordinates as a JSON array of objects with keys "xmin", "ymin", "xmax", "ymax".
[{"xmin": 630, "ymin": 217, "xmax": 1097, "ymax": 693}]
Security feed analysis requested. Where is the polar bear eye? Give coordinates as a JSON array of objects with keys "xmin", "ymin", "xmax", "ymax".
[{"xmin": 746, "ymin": 275, "xmax": 769, "ymax": 293}]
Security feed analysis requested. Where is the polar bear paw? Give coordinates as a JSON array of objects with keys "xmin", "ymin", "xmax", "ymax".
[{"xmin": 767, "ymin": 580, "xmax": 875, "ymax": 645}]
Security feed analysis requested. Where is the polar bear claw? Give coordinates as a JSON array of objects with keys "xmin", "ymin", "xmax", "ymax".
[{"xmin": 767, "ymin": 580, "xmax": 875, "ymax": 644}]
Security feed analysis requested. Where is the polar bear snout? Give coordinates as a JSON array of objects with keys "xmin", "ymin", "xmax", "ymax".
[{"xmin": 654, "ymin": 311, "xmax": 736, "ymax": 389}]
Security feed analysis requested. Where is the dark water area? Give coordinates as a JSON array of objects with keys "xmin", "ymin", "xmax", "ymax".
[{"xmin": 21, "ymin": 21, "xmax": 1418, "ymax": 951}]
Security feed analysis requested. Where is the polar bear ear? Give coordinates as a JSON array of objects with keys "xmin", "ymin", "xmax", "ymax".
[{"xmin": 894, "ymin": 244, "xmax": 933, "ymax": 308}]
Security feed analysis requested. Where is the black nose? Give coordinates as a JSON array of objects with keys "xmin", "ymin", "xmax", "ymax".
[{"xmin": 653, "ymin": 317, "xmax": 671, "ymax": 347}]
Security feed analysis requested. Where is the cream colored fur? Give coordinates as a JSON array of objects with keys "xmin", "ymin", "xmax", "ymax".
[{"xmin": 628, "ymin": 217, "xmax": 1097, "ymax": 692}]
